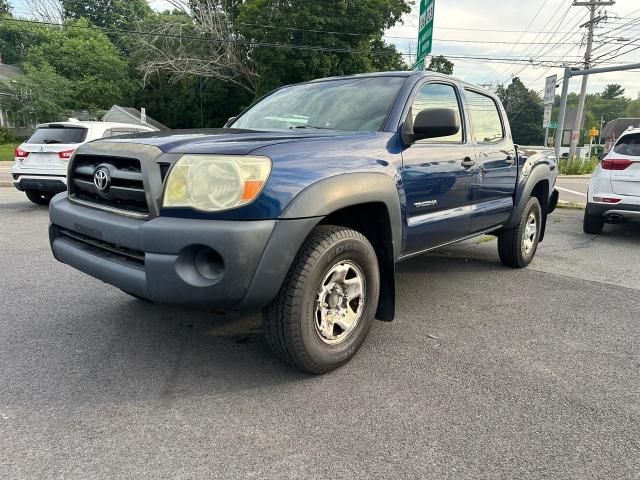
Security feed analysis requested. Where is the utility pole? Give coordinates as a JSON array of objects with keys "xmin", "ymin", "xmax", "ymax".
[
  {"xmin": 555, "ymin": 62, "xmax": 640, "ymax": 158},
  {"xmin": 568, "ymin": 0, "xmax": 614, "ymax": 159}
]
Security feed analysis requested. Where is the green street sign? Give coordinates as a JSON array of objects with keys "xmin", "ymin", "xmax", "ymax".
[
  {"xmin": 548, "ymin": 121, "xmax": 558, "ymax": 129},
  {"xmin": 416, "ymin": 0, "xmax": 435, "ymax": 67}
]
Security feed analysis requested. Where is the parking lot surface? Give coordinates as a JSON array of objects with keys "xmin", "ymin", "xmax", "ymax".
[{"xmin": 1, "ymin": 189, "xmax": 639, "ymax": 479}]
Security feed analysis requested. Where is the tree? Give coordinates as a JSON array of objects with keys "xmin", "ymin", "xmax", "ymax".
[
  {"xmin": 496, "ymin": 77, "xmax": 544, "ymax": 145},
  {"xmin": 134, "ymin": 0, "xmax": 411, "ymax": 97},
  {"xmin": 20, "ymin": 0, "xmax": 64, "ymax": 22},
  {"xmin": 62, "ymin": 0, "xmax": 150, "ymax": 29},
  {"xmin": 601, "ymin": 84, "xmax": 625, "ymax": 100},
  {"xmin": 427, "ymin": 55, "xmax": 453, "ymax": 75},
  {"xmin": 8, "ymin": 63, "xmax": 73, "ymax": 123},
  {"xmin": 132, "ymin": 7, "xmax": 256, "ymax": 94},
  {"xmin": 237, "ymin": 0, "xmax": 411, "ymax": 95},
  {"xmin": 0, "ymin": 0, "xmax": 11, "ymax": 16},
  {"xmin": 10, "ymin": 19, "xmax": 135, "ymax": 121},
  {"xmin": 627, "ymin": 99, "xmax": 640, "ymax": 118}
]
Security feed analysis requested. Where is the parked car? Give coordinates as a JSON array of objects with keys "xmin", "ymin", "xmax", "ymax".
[
  {"xmin": 12, "ymin": 121, "xmax": 155, "ymax": 205},
  {"xmin": 584, "ymin": 127, "xmax": 640, "ymax": 234},
  {"xmin": 48, "ymin": 72, "xmax": 559, "ymax": 373}
]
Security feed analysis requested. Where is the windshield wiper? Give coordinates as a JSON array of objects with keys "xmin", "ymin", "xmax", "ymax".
[
  {"xmin": 290, "ymin": 125, "xmax": 333, "ymax": 130},
  {"xmin": 43, "ymin": 139, "xmax": 63, "ymax": 144}
]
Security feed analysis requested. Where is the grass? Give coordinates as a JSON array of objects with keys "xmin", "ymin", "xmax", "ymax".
[
  {"xmin": 0, "ymin": 143, "xmax": 17, "ymax": 162},
  {"xmin": 558, "ymin": 156, "xmax": 598, "ymax": 175}
]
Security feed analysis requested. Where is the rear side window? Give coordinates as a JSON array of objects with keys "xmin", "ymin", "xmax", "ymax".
[
  {"xmin": 613, "ymin": 133, "xmax": 640, "ymax": 156},
  {"xmin": 102, "ymin": 128, "xmax": 140, "ymax": 138},
  {"xmin": 26, "ymin": 126, "xmax": 88, "ymax": 144},
  {"xmin": 465, "ymin": 90, "xmax": 504, "ymax": 144}
]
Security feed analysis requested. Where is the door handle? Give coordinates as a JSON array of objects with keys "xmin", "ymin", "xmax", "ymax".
[
  {"xmin": 505, "ymin": 154, "xmax": 515, "ymax": 165},
  {"xmin": 461, "ymin": 157, "xmax": 476, "ymax": 168}
]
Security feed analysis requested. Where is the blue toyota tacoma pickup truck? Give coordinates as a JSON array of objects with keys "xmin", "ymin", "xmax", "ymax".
[{"xmin": 49, "ymin": 72, "xmax": 558, "ymax": 373}]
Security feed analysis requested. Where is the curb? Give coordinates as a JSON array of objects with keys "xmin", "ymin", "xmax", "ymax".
[
  {"xmin": 558, "ymin": 174, "xmax": 592, "ymax": 179},
  {"xmin": 556, "ymin": 200, "xmax": 585, "ymax": 210},
  {"xmin": 0, "ymin": 181, "xmax": 13, "ymax": 188}
]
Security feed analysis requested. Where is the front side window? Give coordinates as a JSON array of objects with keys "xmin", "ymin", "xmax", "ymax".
[
  {"xmin": 232, "ymin": 76, "xmax": 406, "ymax": 132},
  {"xmin": 613, "ymin": 133, "xmax": 640, "ymax": 156},
  {"xmin": 465, "ymin": 90, "xmax": 504, "ymax": 144},
  {"xmin": 410, "ymin": 83, "xmax": 463, "ymax": 143}
]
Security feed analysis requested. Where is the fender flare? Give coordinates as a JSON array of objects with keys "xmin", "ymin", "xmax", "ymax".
[
  {"xmin": 281, "ymin": 172, "xmax": 404, "ymax": 260},
  {"xmin": 505, "ymin": 164, "xmax": 552, "ymax": 230},
  {"xmin": 281, "ymin": 172, "xmax": 403, "ymax": 322}
]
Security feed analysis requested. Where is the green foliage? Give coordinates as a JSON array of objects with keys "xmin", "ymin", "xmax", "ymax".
[
  {"xmin": 558, "ymin": 156, "xmax": 598, "ymax": 175},
  {"xmin": 0, "ymin": 18, "xmax": 58, "ymax": 65},
  {"xmin": 601, "ymin": 84, "xmax": 625, "ymax": 100},
  {"xmin": 135, "ymin": 73, "xmax": 253, "ymax": 129},
  {"xmin": 236, "ymin": 0, "xmax": 411, "ymax": 95},
  {"xmin": 9, "ymin": 19, "xmax": 135, "ymax": 122},
  {"xmin": 496, "ymin": 77, "xmax": 544, "ymax": 145},
  {"xmin": 0, "ymin": 0, "xmax": 11, "ymax": 16},
  {"xmin": 9, "ymin": 62, "xmax": 73, "ymax": 123},
  {"xmin": 627, "ymin": 99, "xmax": 640, "ymax": 118},
  {"xmin": 427, "ymin": 55, "xmax": 453, "ymax": 75},
  {"xmin": 0, "ymin": 126, "xmax": 14, "ymax": 144},
  {"xmin": 62, "ymin": 0, "xmax": 151, "ymax": 30}
]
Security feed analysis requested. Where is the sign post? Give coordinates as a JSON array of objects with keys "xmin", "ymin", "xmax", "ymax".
[
  {"xmin": 543, "ymin": 75, "xmax": 556, "ymax": 147},
  {"xmin": 415, "ymin": 0, "xmax": 435, "ymax": 70}
]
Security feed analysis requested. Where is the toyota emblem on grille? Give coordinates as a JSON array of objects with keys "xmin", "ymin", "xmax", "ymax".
[{"xmin": 93, "ymin": 167, "xmax": 111, "ymax": 192}]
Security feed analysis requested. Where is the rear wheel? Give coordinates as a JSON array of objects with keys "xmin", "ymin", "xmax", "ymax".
[
  {"xmin": 583, "ymin": 207, "xmax": 604, "ymax": 234},
  {"xmin": 25, "ymin": 190, "xmax": 52, "ymax": 206},
  {"xmin": 263, "ymin": 225, "xmax": 380, "ymax": 374},
  {"xmin": 498, "ymin": 196, "xmax": 542, "ymax": 268}
]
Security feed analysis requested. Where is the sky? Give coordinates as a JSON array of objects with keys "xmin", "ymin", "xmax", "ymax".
[
  {"xmin": 385, "ymin": 0, "xmax": 640, "ymax": 98},
  {"xmin": 9, "ymin": 0, "xmax": 640, "ymax": 99}
]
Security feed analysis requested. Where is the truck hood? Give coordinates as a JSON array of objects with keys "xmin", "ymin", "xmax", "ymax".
[{"xmin": 97, "ymin": 128, "xmax": 371, "ymax": 155}]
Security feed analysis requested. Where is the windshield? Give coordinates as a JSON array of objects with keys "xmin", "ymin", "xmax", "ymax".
[
  {"xmin": 232, "ymin": 76, "xmax": 406, "ymax": 132},
  {"xmin": 26, "ymin": 126, "xmax": 88, "ymax": 144}
]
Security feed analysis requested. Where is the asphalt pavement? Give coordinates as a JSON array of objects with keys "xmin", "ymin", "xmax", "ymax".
[{"xmin": 1, "ymin": 188, "xmax": 639, "ymax": 479}]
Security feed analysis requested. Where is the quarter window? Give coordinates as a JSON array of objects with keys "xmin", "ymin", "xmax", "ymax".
[
  {"xmin": 410, "ymin": 83, "xmax": 463, "ymax": 143},
  {"xmin": 465, "ymin": 90, "xmax": 504, "ymax": 144}
]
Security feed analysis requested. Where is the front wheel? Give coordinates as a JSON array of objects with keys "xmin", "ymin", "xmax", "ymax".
[
  {"xmin": 263, "ymin": 225, "xmax": 380, "ymax": 374},
  {"xmin": 25, "ymin": 190, "xmax": 52, "ymax": 205},
  {"xmin": 498, "ymin": 196, "xmax": 542, "ymax": 268}
]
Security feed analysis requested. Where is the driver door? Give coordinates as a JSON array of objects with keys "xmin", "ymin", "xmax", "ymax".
[{"xmin": 401, "ymin": 82, "xmax": 476, "ymax": 254}]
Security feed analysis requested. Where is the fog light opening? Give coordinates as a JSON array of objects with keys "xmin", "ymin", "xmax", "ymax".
[
  {"xmin": 175, "ymin": 245, "xmax": 225, "ymax": 287},
  {"xmin": 194, "ymin": 247, "xmax": 224, "ymax": 280}
]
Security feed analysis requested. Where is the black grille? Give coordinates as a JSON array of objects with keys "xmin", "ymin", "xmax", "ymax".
[
  {"xmin": 69, "ymin": 154, "xmax": 149, "ymax": 216},
  {"xmin": 58, "ymin": 228, "xmax": 145, "ymax": 267}
]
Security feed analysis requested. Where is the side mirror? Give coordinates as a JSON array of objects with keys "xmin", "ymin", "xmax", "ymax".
[
  {"xmin": 411, "ymin": 108, "xmax": 460, "ymax": 142},
  {"xmin": 224, "ymin": 116, "xmax": 237, "ymax": 128}
]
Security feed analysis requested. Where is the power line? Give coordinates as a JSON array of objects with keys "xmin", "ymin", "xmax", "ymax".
[
  {"xmin": 479, "ymin": 0, "xmax": 552, "ymax": 84},
  {"xmin": 496, "ymin": 2, "xmax": 577, "ymax": 85},
  {"xmin": 0, "ymin": 17, "xmax": 604, "ymax": 64}
]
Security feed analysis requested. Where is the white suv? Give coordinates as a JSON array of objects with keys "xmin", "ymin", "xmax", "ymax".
[
  {"xmin": 584, "ymin": 127, "xmax": 640, "ymax": 233},
  {"xmin": 12, "ymin": 121, "xmax": 154, "ymax": 205}
]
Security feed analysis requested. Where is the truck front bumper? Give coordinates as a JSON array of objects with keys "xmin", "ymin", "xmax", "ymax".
[{"xmin": 49, "ymin": 194, "xmax": 319, "ymax": 312}]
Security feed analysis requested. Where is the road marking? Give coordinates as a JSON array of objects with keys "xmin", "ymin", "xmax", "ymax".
[{"xmin": 556, "ymin": 186, "xmax": 587, "ymax": 197}]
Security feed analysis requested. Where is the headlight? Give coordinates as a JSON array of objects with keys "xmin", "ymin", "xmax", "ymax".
[{"xmin": 163, "ymin": 155, "xmax": 271, "ymax": 211}]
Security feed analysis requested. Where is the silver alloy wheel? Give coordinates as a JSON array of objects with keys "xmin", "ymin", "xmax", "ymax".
[
  {"xmin": 314, "ymin": 260, "xmax": 366, "ymax": 345},
  {"xmin": 522, "ymin": 213, "xmax": 538, "ymax": 255}
]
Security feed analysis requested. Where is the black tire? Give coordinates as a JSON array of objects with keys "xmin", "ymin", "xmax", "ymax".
[
  {"xmin": 498, "ymin": 196, "xmax": 542, "ymax": 268},
  {"xmin": 583, "ymin": 207, "xmax": 604, "ymax": 234},
  {"xmin": 25, "ymin": 190, "xmax": 52, "ymax": 206},
  {"xmin": 263, "ymin": 225, "xmax": 380, "ymax": 374}
]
